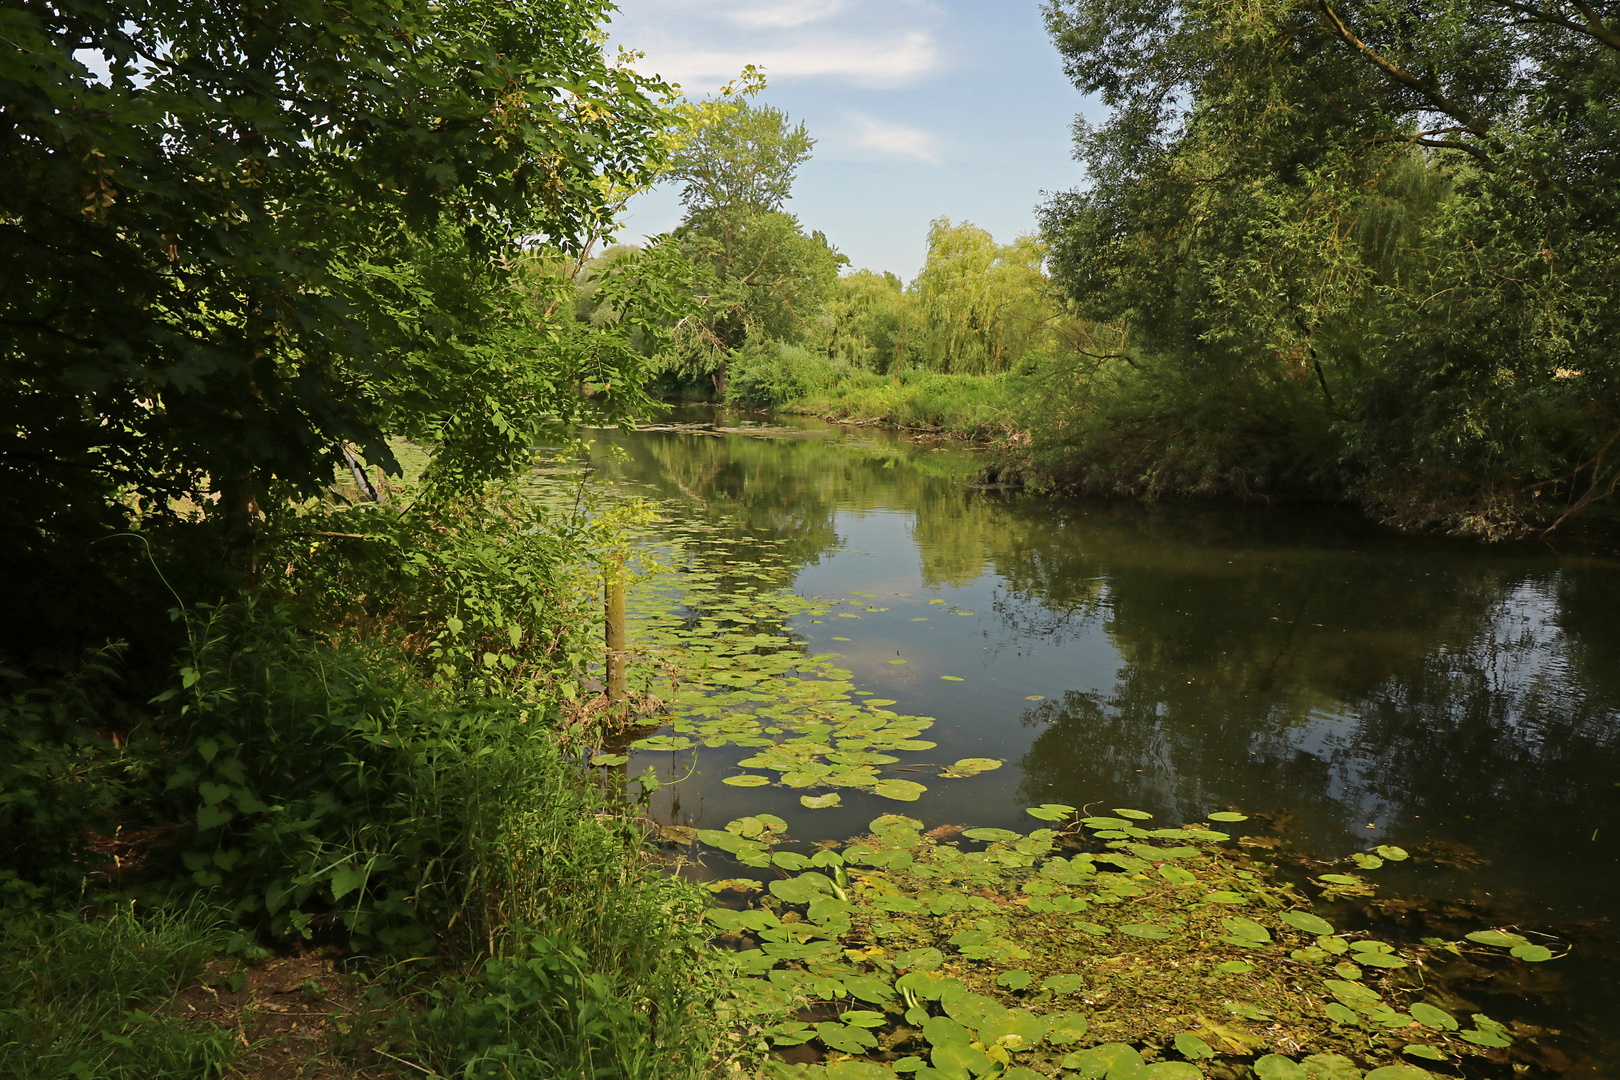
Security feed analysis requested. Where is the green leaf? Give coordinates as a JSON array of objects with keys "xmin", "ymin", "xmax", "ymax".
[
  {"xmin": 1402, "ymin": 1046, "xmax": 1446, "ymax": 1062},
  {"xmin": 722, "ymin": 774, "xmax": 771, "ymax": 786},
  {"xmin": 872, "ymin": 778, "xmax": 927, "ymax": 801},
  {"xmin": 1044, "ymin": 1011, "xmax": 1090, "ymax": 1044},
  {"xmin": 1408, "ymin": 1002, "xmax": 1458, "ymax": 1031},
  {"xmin": 1207, "ymin": 811, "xmax": 1248, "ymax": 822},
  {"xmin": 1027, "ymin": 803, "xmax": 1076, "ymax": 821},
  {"xmin": 1173, "ymin": 1033, "xmax": 1215, "ymax": 1060},
  {"xmin": 800, "ymin": 792, "xmax": 842, "ymax": 808},
  {"xmin": 1466, "ymin": 929, "xmax": 1531, "ymax": 948},
  {"xmin": 1280, "ymin": 910, "xmax": 1334, "ymax": 936},
  {"xmin": 1256, "ymin": 1057, "xmax": 1305, "ymax": 1080},
  {"xmin": 1510, "ymin": 944, "xmax": 1554, "ymax": 962}
]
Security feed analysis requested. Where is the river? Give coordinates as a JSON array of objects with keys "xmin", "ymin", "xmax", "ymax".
[{"xmin": 585, "ymin": 407, "xmax": 1620, "ymax": 1074}]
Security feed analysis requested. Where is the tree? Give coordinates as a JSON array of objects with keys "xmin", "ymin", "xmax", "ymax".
[
  {"xmin": 653, "ymin": 74, "xmax": 843, "ymax": 394},
  {"xmin": 1, "ymin": 0, "xmax": 676, "ymax": 547},
  {"xmin": 913, "ymin": 219, "xmax": 1061, "ymax": 375},
  {"xmin": 1038, "ymin": 0, "xmax": 1620, "ymax": 532}
]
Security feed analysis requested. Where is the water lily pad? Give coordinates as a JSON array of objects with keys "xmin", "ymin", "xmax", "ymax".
[
  {"xmin": 1355, "ymin": 951, "xmax": 1408, "ymax": 969},
  {"xmin": 1208, "ymin": 811, "xmax": 1249, "ymax": 822},
  {"xmin": 1159, "ymin": 865, "xmax": 1197, "ymax": 885},
  {"xmin": 772, "ymin": 851, "xmax": 811, "ymax": 871},
  {"xmin": 1303, "ymin": 1054, "xmax": 1362, "ymax": 1080},
  {"xmin": 931, "ymin": 1041, "xmax": 993, "ymax": 1078},
  {"xmin": 941, "ymin": 675, "xmax": 964, "ymax": 680},
  {"xmin": 1041, "ymin": 972, "xmax": 1086, "ymax": 995},
  {"xmin": 589, "ymin": 752, "xmax": 629, "ymax": 766},
  {"xmin": 769, "ymin": 872, "xmax": 833, "ymax": 904},
  {"xmin": 723, "ymin": 774, "xmax": 771, "ymax": 787},
  {"xmin": 1203, "ymin": 891, "xmax": 1247, "ymax": 904},
  {"xmin": 887, "ymin": 658, "xmax": 907, "ymax": 664},
  {"xmin": 1146, "ymin": 1065, "xmax": 1202, "ymax": 1080},
  {"xmin": 1173, "ymin": 1033, "xmax": 1215, "ymax": 1060},
  {"xmin": 996, "ymin": 968, "xmax": 1032, "ymax": 990},
  {"xmin": 873, "ymin": 778, "xmax": 927, "ymax": 801},
  {"xmin": 630, "ymin": 734, "xmax": 692, "ymax": 751},
  {"xmin": 962, "ymin": 827, "xmax": 1022, "ymax": 842},
  {"xmin": 1511, "ymin": 943, "xmax": 1554, "ymax": 962},
  {"xmin": 1221, "ymin": 917, "xmax": 1272, "ymax": 944},
  {"xmin": 1026, "ymin": 803, "xmax": 1077, "ymax": 821},
  {"xmin": 1351, "ymin": 853, "xmax": 1384, "ymax": 870},
  {"xmin": 1216, "ymin": 959, "xmax": 1253, "ymax": 973},
  {"xmin": 1041, "ymin": 1011, "xmax": 1089, "ymax": 1043},
  {"xmin": 1119, "ymin": 923, "xmax": 1171, "ymax": 939},
  {"xmin": 801, "ymin": 792, "xmax": 842, "ymax": 809},
  {"xmin": 1324, "ymin": 1002, "xmax": 1359, "ymax": 1025},
  {"xmin": 1375, "ymin": 845, "xmax": 1410, "ymax": 861},
  {"xmin": 817, "ymin": 1021, "xmax": 878, "ymax": 1053},
  {"xmin": 827, "ymin": 1062, "xmax": 897, "ymax": 1080},
  {"xmin": 1364, "ymin": 1068, "xmax": 1432, "ymax": 1080},
  {"xmin": 896, "ymin": 946, "xmax": 944, "ymax": 971},
  {"xmin": 1113, "ymin": 808, "xmax": 1153, "ymax": 820},
  {"xmin": 840, "ymin": 1009, "xmax": 888, "ymax": 1028},
  {"xmin": 1402, "ymin": 1046, "xmax": 1446, "ymax": 1062},
  {"xmin": 1408, "ymin": 1002, "xmax": 1457, "ymax": 1031},
  {"xmin": 1466, "ymin": 929, "xmax": 1531, "ymax": 948},
  {"xmin": 1255, "ymin": 1056, "xmax": 1306, "ymax": 1080},
  {"xmin": 1281, "ymin": 910, "xmax": 1335, "ymax": 936},
  {"xmin": 1318, "ymin": 874, "xmax": 1362, "ymax": 885}
]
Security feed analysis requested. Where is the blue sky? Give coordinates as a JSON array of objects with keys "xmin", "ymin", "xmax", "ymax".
[{"xmin": 605, "ymin": 1, "xmax": 1099, "ymax": 282}]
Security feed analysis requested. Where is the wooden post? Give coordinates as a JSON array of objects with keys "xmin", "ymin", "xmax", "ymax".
[{"xmin": 605, "ymin": 554, "xmax": 627, "ymax": 702}]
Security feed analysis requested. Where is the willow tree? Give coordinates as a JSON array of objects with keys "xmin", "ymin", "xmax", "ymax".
[{"xmin": 912, "ymin": 220, "xmax": 1059, "ymax": 375}]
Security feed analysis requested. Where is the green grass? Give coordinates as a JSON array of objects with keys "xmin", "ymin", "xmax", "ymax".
[{"xmin": 0, "ymin": 903, "xmax": 240, "ymax": 1080}]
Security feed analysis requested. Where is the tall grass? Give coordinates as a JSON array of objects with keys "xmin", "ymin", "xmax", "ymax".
[
  {"xmin": 158, "ymin": 600, "xmax": 735, "ymax": 1077},
  {"xmin": 0, "ymin": 903, "xmax": 240, "ymax": 1080}
]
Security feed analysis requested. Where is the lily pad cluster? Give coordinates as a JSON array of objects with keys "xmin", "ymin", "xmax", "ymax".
[
  {"xmin": 611, "ymin": 551, "xmax": 1001, "ymax": 803},
  {"xmin": 693, "ymin": 811, "xmax": 1535, "ymax": 1080}
]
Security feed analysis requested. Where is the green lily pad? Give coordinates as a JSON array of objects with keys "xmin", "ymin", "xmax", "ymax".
[
  {"xmin": 1364, "ymin": 1068, "xmax": 1432, "ymax": 1080},
  {"xmin": 722, "ymin": 774, "xmax": 771, "ymax": 787},
  {"xmin": 873, "ymin": 778, "xmax": 927, "ymax": 801},
  {"xmin": 1466, "ymin": 929, "xmax": 1531, "ymax": 948},
  {"xmin": 589, "ymin": 753, "xmax": 629, "ymax": 766},
  {"xmin": 941, "ymin": 675, "xmax": 964, "ymax": 681},
  {"xmin": 888, "ymin": 658, "xmax": 907, "ymax": 664},
  {"xmin": 1027, "ymin": 803, "xmax": 1076, "ymax": 821},
  {"xmin": 996, "ymin": 968, "xmax": 1033, "ymax": 990},
  {"xmin": 1173, "ymin": 1032, "xmax": 1215, "ymax": 1060},
  {"xmin": 840, "ymin": 1009, "xmax": 888, "ymax": 1028},
  {"xmin": 1208, "ymin": 811, "xmax": 1249, "ymax": 822},
  {"xmin": 1324, "ymin": 1002, "xmax": 1359, "ymax": 1025},
  {"xmin": 1376, "ymin": 845, "xmax": 1410, "ymax": 861},
  {"xmin": 1203, "ymin": 891, "xmax": 1247, "ymax": 904},
  {"xmin": 1318, "ymin": 874, "xmax": 1362, "ymax": 885},
  {"xmin": 769, "ymin": 872, "xmax": 833, "ymax": 904},
  {"xmin": 1281, "ymin": 910, "xmax": 1335, "ymax": 936},
  {"xmin": 1159, "ymin": 865, "xmax": 1197, "ymax": 885},
  {"xmin": 630, "ymin": 735, "xmax": 692, "ymax": 751},
  {"xmin": 801, "ymin": 792, "xmax": 842, "ymax": 809},
  {"xmin": 1119, "ymin": 923, "xmax": 1171, "ymax": 939},
  {"xmin": 1355, "ymin": 951, "xmax": 1408, "ymax": 969},
  {"xmin": 1043, "ymin": 1011, "xmax": 1090, "ymax": 1044},
  {"xmin": 895, "ymin": 946, "xmax": 944, "ymax": 971},
  {"xmin": 1041, "ymin": 972, "xmax": 1086, "ymax": 995},
  {"xmin": 1255, "ymin": 1056, "xmax": 1306, "ymax": 1080},
  {"xmin": 1351, "ymin": 853, "xmax": 1384, "ymax": 870},
  {"xmin": 816, "ymin": 1021, "xmax": 878, "ymax": 1053},
  {"xmin": 1402, "ymin": 1046, "xmax": 1446, "ymax": 1062},
  {"xmin": 1408, "ymin": 1002, "xmax": 1458, "ymax": 1031},
  {"xmin": 1302, "ymin": 1054, "xmax": 1362, "ymax": 1080},
  {"xmin": 1221, "ymin": 917, "xmax": 1271, "ymax": 943},
  {"xmin": 1113, "ymin": 808, "xmax": 1153, "ymax": 820},
  {"xmin": 1511, "ymin": 943, "xmax": 1554, "ymax": 962},
  {"xmin": 1216, "ymin": 960, "xmax": 1253, "ymax": 973},
  {"xmin": 1146, "ymin": 1065, "xmax": 1203, "ymax": 1080}
]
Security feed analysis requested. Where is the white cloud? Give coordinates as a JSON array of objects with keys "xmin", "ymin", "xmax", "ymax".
[
  {"xmin": 845, "ymin": 112, "xmax": 943, "ymax": 164},
  {"xmin": 726, "ymin": 0, "xmax": 849, "ymax": 29},
  {"xmin": 610, "ymin": 0, "xmax": 944, "ymax": 90}
]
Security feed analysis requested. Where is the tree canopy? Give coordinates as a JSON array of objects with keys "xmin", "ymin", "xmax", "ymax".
[
  {"xmin": 1038, "ymin": 0, "xmax": 1620, "ymax": 531},
  {"xmin": 1, "ymin": 0, "xmax": 676, "ymax": 542}
]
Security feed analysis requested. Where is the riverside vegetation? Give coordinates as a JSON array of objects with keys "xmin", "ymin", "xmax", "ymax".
[{"xmin": 0, "ymin": 0, "xmax": 1604, "ymax": 1077}]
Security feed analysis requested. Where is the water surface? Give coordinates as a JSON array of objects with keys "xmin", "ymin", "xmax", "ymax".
[{"xmin": 587, "ymin": 408, "xmax": 1620, "ymax": 1069}]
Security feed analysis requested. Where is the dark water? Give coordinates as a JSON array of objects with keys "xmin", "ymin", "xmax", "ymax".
[{"xmin": 587, "ymin": 408, "xmax": 1620, "ymax": 1070}]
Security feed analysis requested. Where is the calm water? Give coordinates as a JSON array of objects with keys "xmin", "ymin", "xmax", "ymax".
[{"xmin": 587, "ymin": 407, "xmax": 1620, "ymax": 1071}]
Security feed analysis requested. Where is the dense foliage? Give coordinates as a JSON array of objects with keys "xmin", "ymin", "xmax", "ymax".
[{"xmin": 1035, "ymin": 0, "xmax": 1620, "ymax": 532}]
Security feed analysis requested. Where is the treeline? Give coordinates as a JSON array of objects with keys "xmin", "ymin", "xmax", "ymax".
[{"xmin": 622, "ymin": 8, "xmax": 1618, "ymax": 537}]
